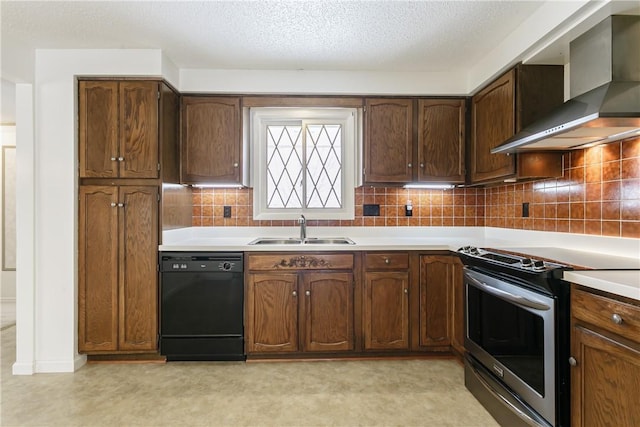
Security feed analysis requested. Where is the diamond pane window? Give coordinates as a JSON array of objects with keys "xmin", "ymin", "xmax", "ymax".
[
  {"xmin": 306, "ymin": 124, "xmax": 342, "ymax": 208},
  {"xmin": 266, "ymin": 125, "xmax": 303, "ymax": 208},
  {"xmin": 251, "ymin": 108, "xmax": 357, "ymax": 220}
]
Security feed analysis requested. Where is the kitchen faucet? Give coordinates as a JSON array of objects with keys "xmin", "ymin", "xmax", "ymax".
[{"xmin": 298, "ymin": 214, "xmax": 307, "ymax": 240}]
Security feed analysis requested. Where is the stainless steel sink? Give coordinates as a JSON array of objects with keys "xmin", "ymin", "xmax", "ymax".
[
  {"xmin": 303, "ymin": 237, "xmax": 355, "ymax": 245},
  {"xmin": 248, "ymin": 237, "xmax": 355, "ymax": 245},
  {"xmin": 248, "ymin": 238, "xmax": 303, "ymax": 245}
]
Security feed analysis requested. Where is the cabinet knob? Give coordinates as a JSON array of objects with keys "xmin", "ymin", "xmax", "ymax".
[
  {"xmin": 110, "ymin": 157, "xmax": 117, "ymax": 161},
  {"xmin": 305, "ymin": 290, "xmax": 311, "ymax": 296},
  {"xmin": 110, "ymin": 202, "xmax": 117, "ymax": 207},
  {"xmin": 404, "ymin": 288, "xmax": 408, "ymax": 294},
  {"xmin": 408, "ymin": 163, "xmax": 412, "ymax": 168},
  {"xmin": 420, "ymin": 163, "xmax": 424, "ymax": 168},
  {"xmin": 118, "ymin": 157, "xmax": 124, "ymax": 162},
  {"xmin": 117, "ymin": 203, "xmax": 125, "ymax": 208},
  {"xmin": 384, "ymin": 258, "xmax": 390, "ymax": 264},
  {"xmin": 568, "ymin": 357, "xmax": 577, "ymax": 367},
  {"xmin": 233, "ymin": 162, "xmax": 239, "ymax": 168},
  {"xmin": 292, "ymin": 290, "xmax": 297, "ymax": 297},
  {"xmin": 611, "ymin": 313, "xmax": 623, "ymax": 325}
]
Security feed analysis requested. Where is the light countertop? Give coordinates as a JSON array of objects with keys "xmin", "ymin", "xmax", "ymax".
[{"xmin": 563, "ymin": 270, "xmax": 640, "ymax": 301}]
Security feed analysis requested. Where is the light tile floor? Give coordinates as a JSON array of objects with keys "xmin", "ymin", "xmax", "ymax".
[{"xmin": 1, "ymin": 326, "xmax": 498, "ymax": 426}]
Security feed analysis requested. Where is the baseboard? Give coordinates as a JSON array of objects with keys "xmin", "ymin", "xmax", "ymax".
[
  {"xmin": 12, "ymin": 361, "xmax": 35, "ymax": 375},
  {"xmin": 35, "ymin": 357, "xmax": 83, "ymax": 373}
]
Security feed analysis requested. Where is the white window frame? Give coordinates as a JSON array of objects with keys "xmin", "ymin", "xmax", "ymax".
[{"xmin": 250, "ymin": 107, "xmax": 360, "ymax": 220}]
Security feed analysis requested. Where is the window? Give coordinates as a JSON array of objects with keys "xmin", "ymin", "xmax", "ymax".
[{"xmin": 251, "ymin": 108, "xmax": 360, "ymax": 220}]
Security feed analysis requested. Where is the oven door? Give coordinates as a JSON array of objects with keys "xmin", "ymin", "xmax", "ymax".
[{"xmin": 464, "ymin": 267, "xmax": 556, "ymax": 426}]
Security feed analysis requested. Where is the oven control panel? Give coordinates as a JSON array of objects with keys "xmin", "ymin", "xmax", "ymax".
[{"xmin": 458, "ymin": 246, "xmax": 565, "ymax": 273}]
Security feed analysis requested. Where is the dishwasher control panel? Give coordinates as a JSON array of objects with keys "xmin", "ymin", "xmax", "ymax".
[{"xmin": 160, "ymin": 252, "xmax": 244, "ymax": 273}]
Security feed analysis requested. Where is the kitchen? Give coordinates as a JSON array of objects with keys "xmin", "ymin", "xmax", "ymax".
[{"xmin": 2, "ymin": 1, "xmax": 640, "ymax": 426}]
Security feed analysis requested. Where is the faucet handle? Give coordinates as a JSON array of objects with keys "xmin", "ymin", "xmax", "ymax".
[{"xmin": 298, "ymin": 214, "xmax": 306, "ymax": 224}]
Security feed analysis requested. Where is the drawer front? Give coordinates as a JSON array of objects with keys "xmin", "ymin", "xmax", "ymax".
[
  {"xmin": 248, "ymin": 253, "xmax": 354, "ymax": 271},
  {"xmin": 572, "ymin": 288, "xmax": 640, "ymax": 344},
  {"xmin": 365, "ymin": 253, "xmax": 409, "ymax": 270}
]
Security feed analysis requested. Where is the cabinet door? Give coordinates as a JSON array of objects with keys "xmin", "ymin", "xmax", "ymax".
[
  {"xmin": 418, "ymin": 256, "xmax": 452, "ymax": 349},
  {"xmin": 470, "ymin": 70, "xmax": 516, "ymax": 183},
  {"xmin": 364, "ymin": 271, "xmax": 410, "ymax": 350},
  {"xmin": 417, "ymin": 99, "xmax": 465, "ymax": 183},
  {"xmin": 78, "ymin": 186, "xmax": 119, "ymax": 352},
  {"xmin": 181, "ymin": 96, "xmax": 241, "ymax": 184},
  {"xmin": 246, "ymin": 273, "xmax": 299, "ymax": 353},
  {"xmin": 301, "ymin": 272, "xmax": 354, "ymax": 352},
  {"xmin": 364, "ymin": 98, "xmax": 413, "ymax": 183},
  {"xmin": 118, "ymin": 186, "xmax": 159, "ymax": 351},
  {"xmin": 119, "ymin": 81, "xmax": 159, "ymax": 178},
  {"xmin": 450, "ymin": 258, "xmax": 465, "ymax": 355},
  {"xmin": 79, "ymin": 81, "xmax": 119, "ymax": 178},
  {"xmin": 571, "ymin": 325, "xmax": 640, "ymax": 426}
]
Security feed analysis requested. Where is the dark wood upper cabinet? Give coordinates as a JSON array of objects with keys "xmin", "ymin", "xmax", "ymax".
[
  {"xmin": 364, "ymin": 98, "xmax": 414, "ymax": 184},
  {"xmin": 364, "ymin": 97, "xmax": 466, "ymax": 185},
  {"xmin": 417, "ymin": 99, "xmax": 465, "ymax": 183},
  {"xmin": 181, "ymin": 96, "xmax": 242, "ymax": 184},
  {"xmin": 79, "ymin": 80, "xmax": 159, "ymax": 179},
  {"xmin": 470, "ymin": 64, "xmax": 564, "ymax": 184}
]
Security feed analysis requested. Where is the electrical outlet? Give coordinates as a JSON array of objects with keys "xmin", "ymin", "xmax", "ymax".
[
  {"xmin": 363, "ymin": 204, "xmax": 380, "ymax": 216},
  {"xmin": 223, "ymin": 206, "xmax": 232, "ymax": 218},
  {"xmin": 522, "ymin": 202, "xmax": 530, "ymax": 218}
]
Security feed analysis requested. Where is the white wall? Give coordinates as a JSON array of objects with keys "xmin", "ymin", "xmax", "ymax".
[{"xmin": 14, "ymin": 49, "xmax": 173, "ymax": 374}]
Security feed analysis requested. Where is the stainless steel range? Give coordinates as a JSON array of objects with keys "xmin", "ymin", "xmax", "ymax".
[{"xmin": 457, "ymin": 246, "xmax": 572, "ymax": 427}]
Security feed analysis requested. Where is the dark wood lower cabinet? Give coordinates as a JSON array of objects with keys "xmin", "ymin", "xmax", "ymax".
[
  {"xmin": 245, "ymin": 252, "xmax": 466, "ymax": 359},
  {"xmin": 363, "ymin": 271, "xmax": 410, "ymax": 350},
  {"xmin": 245, "ymin": 253, "xmax": 356, "ymax": 356},
  {"xmin": 302, "ymin": 273, "xmax": 354, "ymax": 352},
  {"xmin": 570, "ymin": 326, "xmax": 640, "ymax": 426},
  {"xmin": 246, "ymin": 273, "xmax": 299, "ymax": 353},
  {"xmin": 78, "ymin": 185, "xmax": 158, "ymax": 354},
  {"xmin": 570, "ymin": 286, "xmax": 640, "ymax": 426}
]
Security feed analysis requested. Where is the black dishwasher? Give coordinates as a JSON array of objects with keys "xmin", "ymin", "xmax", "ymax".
[{"xmin": 160, "ymin": 252, "xmax": 245, "ymax": 361}]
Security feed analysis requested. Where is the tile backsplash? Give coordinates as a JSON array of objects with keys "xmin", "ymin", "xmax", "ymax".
[
  {"xmin": 192, "ymin": 136, "xmax": 639, "ymax": 238},
  {"xmin": 485, "ymin": 137, "xmax": 640, "ymax": 238}
]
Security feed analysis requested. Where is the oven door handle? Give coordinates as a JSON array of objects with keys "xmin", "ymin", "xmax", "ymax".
[
  {"xmin": 466, "ymin": 274, "xmax": 551, "ymax": 311},
  {"xmin": 470, "ymin": 364, "xmax": 549, "ymax": 427}
]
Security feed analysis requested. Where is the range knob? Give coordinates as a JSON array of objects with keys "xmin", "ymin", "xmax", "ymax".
[
  {"xmin": 521, "ymin": 258, "xmax": 533, "ymax": 267},
  {"xmin": 469, "ymin": 247, "xmax": 480, "ymax": 255},
  {"xmin": 221, "ymin": 262, "xmax": 232, "ymax": 271},
  {"xmin": 533, "ymin": 260, "xmax": 546, "ymax": 270}
]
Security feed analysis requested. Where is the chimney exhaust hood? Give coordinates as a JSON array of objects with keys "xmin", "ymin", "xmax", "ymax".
[{"xmin": 492, "ymin": 15, "xmax": 640, "ymax": 154}]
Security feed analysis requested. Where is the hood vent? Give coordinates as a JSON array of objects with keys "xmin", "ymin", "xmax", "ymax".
[{"xmin": 493, "ymin": 15, "xmax": 640, "ymax": 154}]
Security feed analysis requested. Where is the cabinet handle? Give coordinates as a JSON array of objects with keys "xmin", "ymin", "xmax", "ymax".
[
  {"xmin": 305, "ymin": 290, "xmax": 311, "ymax": 296},
  {"xmin": 233, "ymin": 162, "xmax": 239, "ymax": 168},
  {"xmin": 404, "ymin": 288, "xmax": 408, "ymax": 294},
  {"xmin": 384, "ymin": 258, "xmax": 390, "ymax": 264},
  {"xmin": 292, "ymin": 290, "xmax": 297, "ymax": 297},
  {"xmin": 110, "ymin": 202, "xmax": 117, "ymax": 207},
  {"xmin": 568, "ymin": 357, "xmax": 577, "ymax": 367},
  {"xmin": 611, "ymin": 313, "xmax": 623, "ymax": 325}
]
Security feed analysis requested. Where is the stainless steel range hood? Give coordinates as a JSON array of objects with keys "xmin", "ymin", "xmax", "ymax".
[{"xmin": 492, "ymin": 15, "xmax": 640, "ymax": 154}]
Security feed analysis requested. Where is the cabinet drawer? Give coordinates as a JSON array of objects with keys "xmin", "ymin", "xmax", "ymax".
[
  {"xmin": 572, "ymin": 288, "xmax": 640, "ymax": 344},
  {"xmin": 248, "ymin": 253, "xmax": 354, "ymax": 271},
  {"xmin": 365, "ymin": 253, "xmax": 409, "ymax": 270}
]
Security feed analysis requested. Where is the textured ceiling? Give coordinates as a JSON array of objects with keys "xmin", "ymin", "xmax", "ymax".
[{"xmin": 1, "ymin": 1, "xmax": 545, "ymax": 72}]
